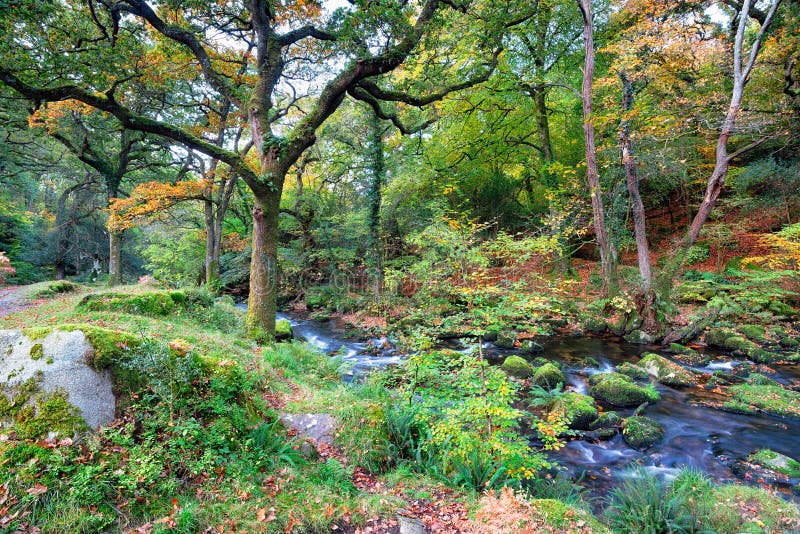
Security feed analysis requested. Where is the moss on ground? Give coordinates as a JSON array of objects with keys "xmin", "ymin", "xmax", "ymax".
[{"xmin": 77, "ymin": 291, "xmax": 188, "ymax": 316}]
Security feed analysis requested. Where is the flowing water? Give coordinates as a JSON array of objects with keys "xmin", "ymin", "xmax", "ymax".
[{"xmin": 261, "ymin": 309, "xmax": 800, "ymax": 495}]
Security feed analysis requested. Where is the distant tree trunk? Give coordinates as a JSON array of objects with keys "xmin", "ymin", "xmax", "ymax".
[
  {"xmin": 368, "ymin": 111, "xmax": 385, "ymax": 300},
  {"xmin": 661, "ymin": 0, "xmax": 782, "ymax": 290},
  {"xmin": 578, "ymin": 0, "xmax": 617, "ymax": 296},
  {"xmin": 619, "ymin": 71, "xmax": 657, "ymax": 330},
  {"xmin": 108, "ymin": 231, "xmax": 122, "ymax": 285}
]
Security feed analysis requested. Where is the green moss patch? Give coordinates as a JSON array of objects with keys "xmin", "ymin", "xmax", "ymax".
[
  {"xmin": 616, "ymin": 361, "xmax": 649, "ymax": 379},
  {"xmin": 56, "ymin": 324, "xmax": 140, "ymax": 369},
  {"xmin": 749, "ymin": 449, "xmax": 800, "ymax": 479},
  {"xmin": 554, "ymin": 392, "xmax": 598, "ymax": 430},
  {"xmin": 22, "ymin": 327, "xmax": 52, "ymax": 341},
  {"xmin": 638, "ymin": 353, "xmax": 695, "ymax": 386},
  {"xmin": 532, "ymin": 362, "xmax": 565, "ymax": 389},
  {"xmin": 621, "ymin": 415, "xmax": 664, "ymax": 449},
  {"xmin": 501, "ymin": 355, "xmax": 535, "ymax": 378},
  {"xmin": 32, "ymin": 280, "xmax": 80, "ymax": 298},
  {"xmin": 29, "ymin": 343, "xmax": 44, "ymax": 361},
  {"xmin": 724, "ymin": 383, "xmax": 800, "ymax": 419},
  {"xmin": 275, "ymin": 318, "xmax": 293, "ymax": 341},
  {"xmin": 589, "ymin": 373, "xmax": 660, "ymax": 407},
  {"xmin": 77, "ymin": 291, "xmax": 192, "ymax": 316}
]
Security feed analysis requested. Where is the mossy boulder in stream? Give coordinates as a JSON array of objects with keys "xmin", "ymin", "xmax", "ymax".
[
  {"xmin": 532, "ymin": 363, "xmax": 565, "ymax": 389},
  {"xmin": 494, "ymin": 329, "xmax": 516, "ymax": 349},
  {"xmin": 737, "ymin": 324, "xmax": 767, "ymax": 342},
  {"xmin": 624, "ymin": 329, "xmax": 655, "ymax": 344},
  {"xmin": 554, "ymin": 392, "xmax": 598, "ymax": 430},
  {"xmin": 621, "ymin": 415, "xmax": 664, "ymax": 449},
  {"xmin": 724, "ymin": 383, "xmax": 800, "ymax": 419},
  {"xmin": 589, "ymin": 410, "xmax": 620, "ymax": 430},
  {"xmin": 501, "ymin": 355, "xmax": 535, "ymax": 378},
  {"xmin": 275, "ymin": 319, "xmax": 293, "ymax": 341},
  {"xmin": 749, "ymin": 449, "xmax": 800, "ymax": 479},
  {"xmin": 638, "ymin": 353, "xmax": 695, "ymax": 386},
  {"xmin": 616, "ymin": 361, "xmax": 649, "ymax": 379},
  {"xmin": 520, "ymin": 339, "xmax": 544, "ymax": 353},
  {"xmin": 704, "ymin": 328, "xmax": 782, "ymax": 363},
  {"xmin": 589, "ymin": 372, "xmax": 660, "ymax": 407}
]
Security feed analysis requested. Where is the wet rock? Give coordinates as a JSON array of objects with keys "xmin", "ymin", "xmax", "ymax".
[
  {"xmin": 501, "ymin": 355, "xmax": 535, "ymax": 378},
  {"xmin": 553, "ymin": 392, "xmax": 598, "ymax": 430},
  {"xmin": 584, "ymin": 427, "xmax": 617, "ymax": 441},
  {"xmin": 532, "ymin": 363, "xmax": 565, "ymax": 390},
  {"xmin": 621, "ymin": 415, "xmax": 664, "ymax": 449},
  {"xmin": 588, "ymin": 372, "xmax": 660, "ymax": 407},
  {"xmin": 581, "ymin": 356, "xmax": 601, "ymax": 369},
  {"xmin": 520, "ymin": 339, "xmax": 544, "ymax": 353},
  {"xmin": 583, "ymin": 317, "xmax": 607, "ymax": 334},
  {"xmin": 624, "ymin": 329, "xmax": 654, "ymax": 344},
  {"xmin": 616, "ymin": 361, "xmax": 649, "ymax": 379},
  {"xmin": 275, "ymin": 319, "xmax": 293, "ymax": 341},
  {"xmin": 737, "ymin": 324, "xmax": 767, "ymax": 342},
  {"xmin": 749, "ymin": 449, "xmax": 800, "ymax": 479},
  {"xmin": 494, "ymin": 330, "xmax": 516, "ymax": 349},
  {"xmin": 638, "ymin": 353, "xmax": 695, "ymax": 386},
  {"xmin": 589, "ymin": 411, "xmax": 620, "ymax": 430}
]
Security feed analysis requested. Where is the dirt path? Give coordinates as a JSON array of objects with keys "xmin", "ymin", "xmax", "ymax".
[{"xmin": 0, "ymin": 285, "xmax": 36, "ymax": 317}]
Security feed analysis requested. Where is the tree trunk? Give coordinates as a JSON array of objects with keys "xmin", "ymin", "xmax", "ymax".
[
  {"xmin": 245, "ymin": 189, "xmax": 280, "ymax": 340},
  {"xmin": 578, "ymin": 0, "xmax": 617, "ymax": 296},
  {"xmin": 619, "ymin": 71, "xmax": 657, "ymax": 330},
  {"xmin": 660, "ymin": 0, "xmax": 781, "ymax": 290},
  {"xmin": 204, "ymin": 199, "xmax": 220, "ymax": 288},
  {"xmin": 108, "ymin": 230, "xmax": 122, "ymax": 285},
  {"xmin": 368, "ymin": 111, "xmax": 385, "ymax": 300}
]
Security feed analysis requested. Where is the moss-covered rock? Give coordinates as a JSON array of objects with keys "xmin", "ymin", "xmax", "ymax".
[
  {"xmin": 621, "ymin": 415, "xmax": 664, "ymax": 449},
  {"xmin": 56, "ymin": 324, "xmax": 140, "ymax": 369},
  {"xmin": 583, "ymin": 317, "xmax": 608, "ymax": 334},
  {"xmin": 275, "ymin": 319, "xmax": 293, "ymax": 342},
  {"xmin": 624, "ymin": 329, "xmax": 655, "ymax": 344},
  {"xmin": 748, "ymin": 449, "xmax": 800, "ymax": 479},
  {"xmin": 747, "ymin": 373, "xmax": 781, "ymax": 387},
  {"xmin": 494, "ymin": 329, "xmax": 516, "ymax": 349},
  {"xmin": 581, "ymin": 356, "xmax": 601, "ymax": 368},
  {"xmin": 520, "ymin": 339, "xmax": 543, "ymax": 353},
  {"xmin": 554, "ymin": 392, "xmax": 598, "ymax": 430},
  {"xmin": 737, "ymin": 324, "xmax": 767, "ymax": 342},
  {"xmin": 589, "ymin": 372, "xmax": 660, "ymax": 407},
  {"xmin": 14, "ymin": 390, "xmax": 88, "ymax": 439},
  {"xmin": 616, "ymin": 361, "xmax": 649, "ymax": 379},
  {"xmin": 589, "ymin": 410, "xmax": 620, "ymax": 430},
  {"xmin": 705, "ymin": 328, "xmax": 737, "ymax": 348},
  {"xmin": 532, "ymin": 362, "xmax": 565, "ymax": 389},
  {"xmin": 772, "ymin": 327, "xmax": 799, "ymax": 349},
  {"xmin": 501, "ymin": 355, "xmax": 535, "ymax": 378},
  {"xmin": 724, "ymin": 383, "xmax": 800, "ymax": 419},
  {"xmin": 638, "ymin": 353, "xmax": 695, "ymax": 386}
]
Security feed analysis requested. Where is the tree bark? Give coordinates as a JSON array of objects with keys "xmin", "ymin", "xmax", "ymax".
[
  {"xmin": 368, "ymin": 111, "xmax": 385, "ymax": 300},
  {"xmin": 246, "ymin": 189, "xmax": 280, "ymax": 339},
  {"xmin": 578, "ymin": 0, "xmax": 617, "ymax": 296},
  {"xmin": 619, "ymin": 71, "xmax": 657, "ymax": 330}
]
